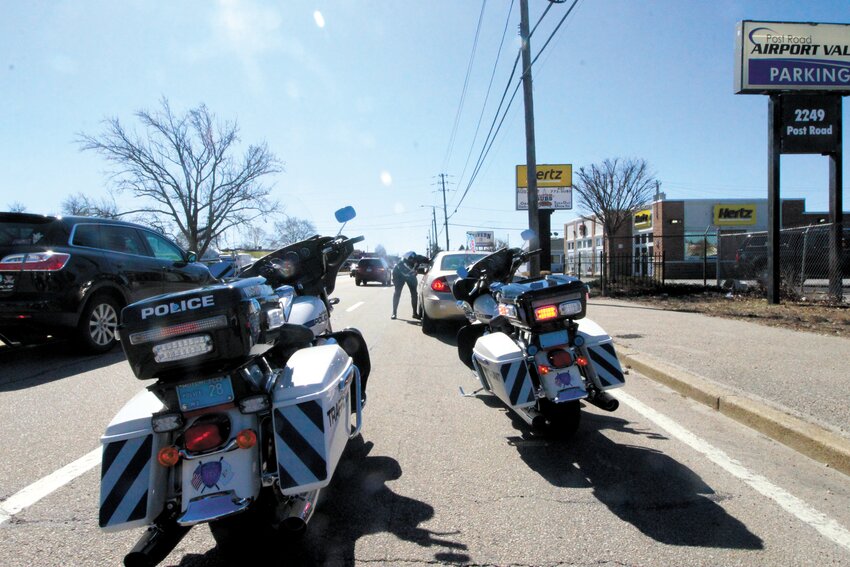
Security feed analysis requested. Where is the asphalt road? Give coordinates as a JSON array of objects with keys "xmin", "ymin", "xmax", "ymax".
[{"xmin": 1, "ymin": 276, "xmax": 849, "ymax": 566}]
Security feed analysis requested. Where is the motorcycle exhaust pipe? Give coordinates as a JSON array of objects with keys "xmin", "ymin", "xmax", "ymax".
[
  {"xmin": 124, "ymin": 523, "xmax": 191, "ymax": 567},
  {"xmin": 278, "ymin": 489, "xmax": 320, "ymax": 534},
  {"xmin": 587, "ymin": 390, "xmax": 619, "ymax": 412}
]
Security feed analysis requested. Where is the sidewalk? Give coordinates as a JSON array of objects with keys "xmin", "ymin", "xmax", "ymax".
[{"xmin": 588, "ymin": 297, "xmax": 850, "ymax": 476}]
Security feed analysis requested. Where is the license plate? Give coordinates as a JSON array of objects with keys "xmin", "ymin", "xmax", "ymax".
[{"xmin": 177, "ymin": 376, "xmax": 234, "ymax": 412}]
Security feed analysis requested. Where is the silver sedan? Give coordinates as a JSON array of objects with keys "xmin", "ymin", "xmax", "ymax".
[{"xmin": 416, "ymin": 251, "xmax": 487, "ymax": 334}]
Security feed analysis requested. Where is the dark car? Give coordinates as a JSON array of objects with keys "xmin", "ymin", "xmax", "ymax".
[
  {"xmin": 353, "ymin": 257, "xmax": 391, "ymax": 286},
  {"xmin": 734, "ymin": 226, "xmax": 850, "ymax": 282},
  {"xmin": 0, "ymin": 213, "xmax": 215, "ymax": 352}
]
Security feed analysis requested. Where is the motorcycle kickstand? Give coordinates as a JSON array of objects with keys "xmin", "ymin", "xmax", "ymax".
[{"xmin": 458, "ymin": 386, "xmax": 484, "ymax": 397}]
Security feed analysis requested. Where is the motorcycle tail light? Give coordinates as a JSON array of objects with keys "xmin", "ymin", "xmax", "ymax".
[
  {"xmin": 157, "ymin": 446, "xmax": 180, "ymax": 467},
  {"xmin": 547, "ymin": 349, "xmax": 573, "ymax": 368},
  {"xmin": 534, "ymin": 305, "xmax": 558, "ymax": 321},
  {"xmin": 236, "ymin": 429, "xmax": 257, "ymax": 449},
  {"xmin": 575, "ymin": 355, "xmax": 589, "ymax": 367},
  {"xmin": 0, "ymin": 252, "xmax": 70, "ymax": 272},
  {"xmin": 537, "ymin": 364, "xmax": 550, "ymax": 375},
  {"xmin": 185, "ymin": 422, "xmax": 224, "ymax": 452},
  {"xmin": 129, "ymin": 315, "xmax": 227, "ymax": 345},
  {"xmin": 431, "ymin": 277, "xmax": 450, "ymax": 293}
]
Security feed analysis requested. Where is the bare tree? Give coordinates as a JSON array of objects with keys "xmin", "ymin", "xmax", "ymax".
[
  {"xmin": 269, "ymin": 216, "xmax": 317, "ymax": 248},
  {"xmin": 7, "ymin": 202, "xmax": 27, "ymax": 213},
  {"xmin": 78, "ymin": 97, "xmax": 282, "ymax": 256},
  {"xmin": 61, "ymin": 192, "xmax": 120, "ymax": 218},
  {"xmin": 241, "ymin": 224, "xmax": 269, "ymax": 251},
  {"xmin": 573, "ymin": 158, "xmax": 656, "ymax": 242}
]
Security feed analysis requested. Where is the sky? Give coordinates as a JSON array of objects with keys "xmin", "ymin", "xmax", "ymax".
[{"xmin": 2, "ymin": 0, "xmax": 849, "ymax": 256}]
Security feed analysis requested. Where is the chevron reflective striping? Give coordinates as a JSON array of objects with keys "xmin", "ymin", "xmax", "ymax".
[
  {"xmin": 274, "ymin": 403, "xmax": 327, "ymax": 489},
  {"xmin": 99, "ymin": 435, "xmax": 153, "ymax": 527},
  {"xmin": 501, "ymin": 360, "xmax": 535, "ymax": 406},
  {"xmin": 587, "ymin": 342, "xmax": 625, "ymax": 387}
]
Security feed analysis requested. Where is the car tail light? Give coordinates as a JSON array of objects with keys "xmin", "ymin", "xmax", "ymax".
[
  {"xmin": 547, "ymin": 349, "xmax": 573, "ymax": 368},
  {"xmin": 185, "ymin": 422, "xmax": 224, "ymax": 452},
  {"xmin": 431, "ymin": 277, "xmax": 450, "ymax": 293},
  {"xmin": 0, "ymin": 252, "xmax": 70, "ymax": 272}
]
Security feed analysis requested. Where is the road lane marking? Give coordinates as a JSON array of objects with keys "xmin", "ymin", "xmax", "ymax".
[
  {"xmin": 0, "ymin": 447, "xmax": 100, "ymax": 525},
  {"xmin": 615, "ymin": 390, "xmax": 850, "ymax": 553},
  {"xmin": 346, "ymin": 302, "xmax": 365, "ymax": 312}
]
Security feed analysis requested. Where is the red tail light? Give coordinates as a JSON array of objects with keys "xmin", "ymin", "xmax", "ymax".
[
  {"xmin": 547, "ymin": 349, "xmax": 573, "ymax": 368},
  {"xmin": 431, "ymin": 277, "xmax": 450, "ymax": 293},
  {"xmin": 185, "ymin": 423, "xmax": 224, "ymax": 452},
  {"xmin": 534, "ymin": 305, "xmax": 558, "ymax": 321},
  {"xmin": 0, "ymin": 252, "xmax": 70, "ymax": 272}
]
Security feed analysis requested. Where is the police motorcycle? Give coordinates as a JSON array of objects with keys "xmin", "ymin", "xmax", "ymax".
[
  {"xmin": 453, "ymin": 240, "xmax": 624, "ymax": 437},
  {"xmin": 99, "ymin": 207, "xmax": 370, "ymax": 566}
]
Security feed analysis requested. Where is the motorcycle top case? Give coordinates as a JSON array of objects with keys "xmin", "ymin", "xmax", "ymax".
[
  {"xmin": 271, "ymin": 344, "xmax": 354, "ymax": 496},
  {"xmin": 498, "ymin": 275, "xmax": 587, "ymax": 329},
  {"xmin": 120, "ymin": 277, "xmax": 284, "ymax": 380}
]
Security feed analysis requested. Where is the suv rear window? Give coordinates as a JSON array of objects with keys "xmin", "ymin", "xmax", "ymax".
[
  {"xmin": 0, "ymin": 218, "xmax": 66, "ymax": 246},
  {"xmin": 358, "ymin": 259, "xmax": 384, "ymax": 267}
]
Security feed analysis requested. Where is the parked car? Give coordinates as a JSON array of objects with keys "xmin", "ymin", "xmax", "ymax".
[
  {"xmin": 734, "ymin": 226, "xmax": 850, "ymax": 282},
  {"xmin": 352, "ymin": 257, "xmax": 391, "ymax": 286},
  {"xmin": 416, "ymin": 251, "xmax": 487, "ymax": 334},
  {"xmin": 0, "ymin": 213, "xmax": 215, "ymax": 352}
]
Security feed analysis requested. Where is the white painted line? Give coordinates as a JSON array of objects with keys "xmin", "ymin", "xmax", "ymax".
[
  {"xmin": 346, "ymin": 301, "xmax": 365, "ymax": 312},
  {"xmin": 615, "ymin": 390, "xmax": 850, "ymax": 553},
  {"xmin": 0, "ymin": 447, "xmax": 101, "ymax": 525}
]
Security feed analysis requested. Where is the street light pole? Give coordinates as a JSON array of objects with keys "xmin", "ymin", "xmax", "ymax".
[{"xmin": 520, "ymin": 0, "xmax": 540, "ymax": 276}]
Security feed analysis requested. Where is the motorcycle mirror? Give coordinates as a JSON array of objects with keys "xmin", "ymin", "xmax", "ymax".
[
  {"xmin": 335, "ymin": 206, "xmax": 356, "ymax": 223},
  {"xmin": 456, "ymin": 266, "xmax": 469, "ymax": 278},
  {"xmin": 520, "ymin": 229, "xmax": 535, "ymax": 242},
  {"xmin": 334, "ymin": 206, "xmax": 356, "ymax": 237}
]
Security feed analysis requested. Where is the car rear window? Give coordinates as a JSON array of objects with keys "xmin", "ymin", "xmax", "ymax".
[
  {"xmin": 0, "ymin": 218, "xmax": 67, "ymax": 246},
  {"xmin": 440, "ymin": 254, "xmax": 486, "ymax": 271}
]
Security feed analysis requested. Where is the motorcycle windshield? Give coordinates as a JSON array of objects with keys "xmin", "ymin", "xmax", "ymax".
[{"xmin": 465, "ymin": 248, "xmax": 516, "ymax": 282}]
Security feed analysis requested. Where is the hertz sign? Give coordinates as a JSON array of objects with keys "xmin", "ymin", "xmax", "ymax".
[
  {"xmin": 633, "ymin": 209, "xmax": 652, "ymax": 230},
  {"xmin": 714, "ymin": 204, "xmax": 757, "ymax": 226}
]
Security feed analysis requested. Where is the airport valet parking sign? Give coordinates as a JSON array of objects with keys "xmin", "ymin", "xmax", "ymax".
[{"xmin": 735, "ymin": 20, "xmax": 847, "ymax": 303}]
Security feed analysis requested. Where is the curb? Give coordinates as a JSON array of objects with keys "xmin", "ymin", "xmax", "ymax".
[{"xmin": 614, "ymin": 343, "xmax": 850, "ymax": 477}]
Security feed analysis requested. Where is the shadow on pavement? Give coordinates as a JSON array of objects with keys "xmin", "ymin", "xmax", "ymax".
[
  {"xmin": 0, "ymin": 341, "xmax": 126, "ymax": 391},
  {"xmin": 177, "ymin": 436, "xmax": 469, "ymax": 566},
  {"xmin": 506, "ymin": 410, "xmax": 763, "ymax": 550}
]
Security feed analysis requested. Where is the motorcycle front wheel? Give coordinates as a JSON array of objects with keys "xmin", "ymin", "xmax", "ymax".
[{"xmin": 539, "ymin": 399, "xmax": 581, "ymax": 439}]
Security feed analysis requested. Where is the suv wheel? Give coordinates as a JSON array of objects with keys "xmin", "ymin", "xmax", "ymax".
[
  {"xmin": 76, "ymin": 294, "xmax": 120, "ymax": 353},
  {"xmin": 355, "ymin": 278, "xmax": 362, "ymax": 286}
]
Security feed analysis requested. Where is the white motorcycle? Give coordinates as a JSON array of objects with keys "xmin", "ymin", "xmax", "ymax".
[
  {"xmin": 99, "ymin": 207, "xmax": 369, "ymax": 566},
  {"xmin": 453, "ymin": 245, "xmax": 624, "ymax": 437}
]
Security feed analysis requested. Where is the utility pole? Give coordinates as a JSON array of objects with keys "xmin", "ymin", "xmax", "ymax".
[
  {"xmin": 439, "ymin": 173, "xmax": 451, "ymax": 251},
  {"xmin": 520, "ymin": 0, "xmax": 540, "ymax": 276}
]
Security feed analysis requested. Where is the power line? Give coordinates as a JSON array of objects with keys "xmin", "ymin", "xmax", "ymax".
[{"xmin": 442, "ymin": 0, "xmax": 488, "ymax": 172}]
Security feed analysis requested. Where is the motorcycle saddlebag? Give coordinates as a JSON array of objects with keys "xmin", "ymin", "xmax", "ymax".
[
  {"xmin": 271, "ymin": 344, "xmax": 354, "ymax": 496},
  {"xmin": 471, "ymin": 331, "xmax": 537, "ymax": 409},
  {"xmin": 578, "ymin": 319, "xmax": 626, "ymax": 391},
  {"xmin": 498, "ymin": 275, "xmax": 587, "ymax": 329},
  {"xmin": 120, "ymin": 278, "xmax": 283, "ymax": 380},
  {"xmin": 99, "ymin": 390, "xmax": 167, "ymax": 532}
]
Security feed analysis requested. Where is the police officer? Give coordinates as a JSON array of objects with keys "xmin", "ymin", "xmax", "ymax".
[{"xmin": 391, "ymin": 251, "xmax": 421, "ymax": 320}]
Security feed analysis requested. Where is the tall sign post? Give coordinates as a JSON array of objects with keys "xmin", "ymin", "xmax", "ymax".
[
  {"xmin": 516, "ymin": 163, "xmax": 573, "ymax": 273},
  {"xmin": 735, "ymin": 20, "xmax": 848, "ymax": 303},
  {"xmin": 519, "ymin": 0, "xmax": 540, "ymax": 275}
]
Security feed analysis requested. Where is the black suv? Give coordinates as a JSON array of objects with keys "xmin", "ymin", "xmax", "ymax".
[
  {"xmin": 0, "ymin": 213, "xmax": 214, "ymax": 352},
  {"xmin": 353, "ymin": 257, "xmax": 391, "ymax": 286}
]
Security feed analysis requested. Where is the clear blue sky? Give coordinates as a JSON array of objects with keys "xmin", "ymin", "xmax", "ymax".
[{"xmin": 2, "ymin": 1, "xmax": 848, "ymax": 255}]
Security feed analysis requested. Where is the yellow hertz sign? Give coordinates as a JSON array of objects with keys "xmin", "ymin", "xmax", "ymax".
[
  {"xmin": 634, "ymin": 209, "xmax": 652, "ymax": 230},
  {"xmin": 516, "ymin": 164, "xmax": 572, "ymax": 188},
  {"xmin": 714, "ymin": 204, "xmax": 757, "ymax": 225}
]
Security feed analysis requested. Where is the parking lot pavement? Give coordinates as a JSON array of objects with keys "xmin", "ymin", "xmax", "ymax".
[{"xmin": 588, "ymin": 297, "xmax": 850, "ymax": 476}]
